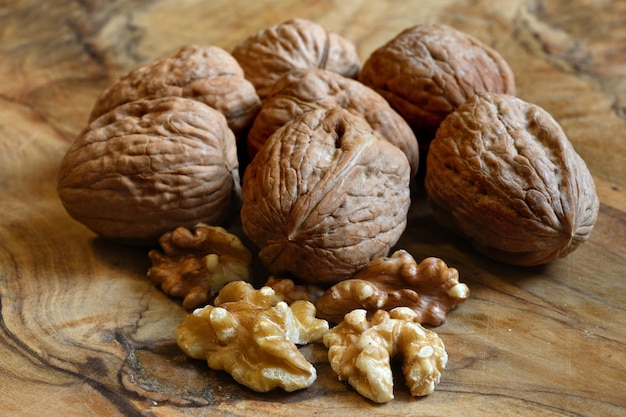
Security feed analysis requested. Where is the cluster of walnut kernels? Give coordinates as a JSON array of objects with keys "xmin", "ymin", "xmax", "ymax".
[{"xmin": 57, "ymin": 16, "xmax": 599, "ymax": 403}]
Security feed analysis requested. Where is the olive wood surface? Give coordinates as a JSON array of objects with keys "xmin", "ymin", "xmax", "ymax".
[{"xmin": 1, "ymin": 1, "xmax": 625, "ymax": 416}]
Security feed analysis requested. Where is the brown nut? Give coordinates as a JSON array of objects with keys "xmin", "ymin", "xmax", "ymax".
[
  {"xmin": 57, "ymin": 96, "xmax": 241, "ymax": 246},
  {"xmin": 323, "ymin": 308, "xmax": 447, "ymax": 403},
  {"xmin": 232, "ymin": 18, "xmax": 360, "ymax": 99},
  {"xmin": 246, "ymin": 68, "xmax": 420, "ymax": 177},
  {"xmin": 424, "ymin": 93, "xmax": 599, "ymax": 266},
  {"xmin": 88, "ymin": 45, "xmax": 261, "ymax": 135},
  {"xmin": 175, "ymin": 281, "xmax": 329, "ymax": 393},
  {"xmin": 241, "ymin": 108, "xmax": 411, "ymax": 284},
  {"xmin": 359, "ymin": 24, "xmax": 516, "ymax": 138},
  {"xmin": 315, "ymin": 250, "xmax": 469, "ymax": 325},
  {"xmin": 148, "ymin": 224, "xmax": 252, "ymax": 310},
  {"xmin": 265, "ymin": 276, "xmax": 325, "ymax": 305}
]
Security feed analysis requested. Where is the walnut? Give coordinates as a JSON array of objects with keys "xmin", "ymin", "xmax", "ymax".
[
  {"xmin": 246, "ymin": 68, "xmax": 420, "ymax": 177},
  {"xmin": 315, "ymin": 250, "xmax": 469, "ymax": 325},
  {"xmin": 241, "ymin": 108, "xmax": 411, "ymax": 285},
  {"xmin": 232, "ymin": 18, "xmax": 360, "ymax": 100},
  {"xmin": 323, "ymin": 308, "xmax": 447, "ymax": 403},
  {"xmin": 265, "ymin": 276, "xmax": 325, "ymax": 305},
  {"xmin": 147, "ymin": 224, "xmax": 252, "ymax": 310},
  {"xmin": 88, "ymin": 45, "xmax": 261, "ymax": 135},
  {"xmin": 358, "ymin": 24, "xmax": 516, "ymax": 139},
  {"xmin": 424, "ymin": 93, "xmax": 599, "ymax": 266},
  {"xmin": 57, "ymin": 96, "xmax": 241, "ymax": 246},
  {"xmin": 175, "ymin": 281, "xmax": 329, "ymax": 392}
]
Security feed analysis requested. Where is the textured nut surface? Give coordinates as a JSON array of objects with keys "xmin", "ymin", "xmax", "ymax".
[
  {"xmin": 265, "ymin": 276, "xmax": 325, "ymax": 305},
  {"xmin": 88, "ymin": 45, "xmax": 261, "ymax": 134},
  {"xmin": 424, "ymin": 93, "xmax": 599, "ymax": 266},
  {"xmin": 175, "ymin": 281, "xmax": 329, "ymax": 392},
  {"xmin": 147, "ymin": 224, "xmax": 252, "ymax": 310},
  {"xmin": 315, "ymin": 250, "xmax": 469, "ymax": 325},
  {"xmin": 247, "ymin": 68, "xmax": 419, "ymax": 177},
  {"xmin": 232, "ymin": 18, "xmax": 360, "ymax": 99},
  {"xmin": 323, "ymin": 308, "xmax": 447, "ymax": 403},
  {"xmin": 241, "ymin": 108, "xmax": 411, "ymax": 284},
  {"xmin": 57, "ymin": 96, "xmax": 241, "ymax": 245},
  {"xmin": 359, "ymin": 24, "xmax": 516, "ymax": 136}
]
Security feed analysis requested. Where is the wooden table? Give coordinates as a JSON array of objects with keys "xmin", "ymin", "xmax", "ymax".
[{"xmin": 1, "ymin": 1, "xmax": 625, "ymax": 416}]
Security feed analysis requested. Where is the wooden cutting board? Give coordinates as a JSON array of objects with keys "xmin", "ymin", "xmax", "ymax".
[{"xmin": 1, "ymin": 0, "xmax": 625, "ymax": 416}]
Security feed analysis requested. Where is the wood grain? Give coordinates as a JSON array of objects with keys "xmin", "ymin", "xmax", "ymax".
[{"xmin": 1, "ymin": 0, "xmax": 625, "ymax": 416}]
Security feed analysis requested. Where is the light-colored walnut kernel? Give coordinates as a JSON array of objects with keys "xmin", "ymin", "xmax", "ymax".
[
  {"xmin": 323, "ymin": 308, "xmax": 447, "ymax": 403},
  {"xmin": 246, "ymin": 68, "xmax": 419, "ymax": 177},
  {"xmin": 241, "ymin": 108, "xmax": 411, "ymax": 284},
  {"xmin": 232, "ymin": 18, "xmax": 360, "ymax": 99},
  {"xmin": 88, "ymin": 45, "xmax": 261, "ymax": 135},
  {"xmin": 147, "ymin": 224, "xmax": 252, "ymax": 310},
  {"xmin": 175, "ymin": 281, "xmax": 329, "ymax": 393},
  {"xmin": 359, "ymin": 24, "xmax": 515, "ymax": 138},
  {"xmin": 424, "ymin": 93, "xmax": 599, "ymax": 266},
  {"xmin": 57, "ymin": 96, "xmax": 241, "ymax": 246},
  {"xmin": 315, "ymin": 250, "xmax": 469, "ymax": 325}
]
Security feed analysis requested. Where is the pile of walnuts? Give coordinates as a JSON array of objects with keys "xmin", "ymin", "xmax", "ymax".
[{"xmin": 57, "ymin": 18, "xmax": 599, "ymax": 403}]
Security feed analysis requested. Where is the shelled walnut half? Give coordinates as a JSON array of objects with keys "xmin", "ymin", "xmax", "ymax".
[
  {"xmin": 323, "ymin": 308, "xmax": 447, "ymax": 403},
  {"xmin": 315, "ymin": 250, "xmax": 469, "ymax": 325},
  {"xmin": 175, "ymin": 281, "xmax": 329, "ymax": 393},
  {"xmin": 148, "ymin": 224, "xmax": 252, "ymax": 310}
]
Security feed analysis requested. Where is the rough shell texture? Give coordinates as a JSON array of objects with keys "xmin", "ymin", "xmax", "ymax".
[
  {"xmin": 424, "ymin": 93, "xmax": 599, "ymax": 266},
  {"xmin": 241, "ymin": 108, "xmax": 411, "ymax": 284},
  {"xmin": 246, "ymin": 68, "xmax": 420, "ymax": 177},
  {"xmin": 57, "ymin": 96, "xmax": 241, "ymax": 246},
  {"xmin": 88, "ymin": 45, "xmax": 261, "ymax": 134},
  {"xmin": 359, "ymin": 24, "xmax": 516, "ymax": 136},
  {"xmin": 231, "ymin": 18, "xmax": 361, "ymax": 99}
]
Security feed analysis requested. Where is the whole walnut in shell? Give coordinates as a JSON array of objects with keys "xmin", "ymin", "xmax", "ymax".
[
  {"xmin": 359, "ymin": 24, "xmax": 516, "ymax": 138},
  {"xmin": 88, "ymin": 45, "xmax": 261, "ymax": 135},
  {"xmin": 424, "ymin": 93, "xmax": 599, "ymax": 266},
  {"xmin": 232, "ymin": 18, "xmax": 360, "ymax": 99},
  {"xmin": 241, "ymin": 108, "xmax": 411, "ymax": 284},
  {"xmin": 246, "ymin": 68, "xmax": 420, "ymax": 178},
  {"xmin": 57, "ymin": 96, "xmax": 241, "ymax": 246}
]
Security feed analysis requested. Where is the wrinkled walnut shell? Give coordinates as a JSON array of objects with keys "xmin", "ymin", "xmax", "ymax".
[
  {"xmin": 57, "ymin": 96, "xmax": 241, "ymax": 246},
  {"xmin": 232, "ymin": 18, "xmax": 360, "ymax": 99},
  {"xmin": 359, "ymin": 24, "xmax": 516, "ymax": 137},
  {"xmin": 315, "ymin": 250, "xmax": 469, "ymax": 325},
  {"xmin": 241, "ymin": 108, "xmax": 411, "ymax": 284},
  {"xmin": 88, "ymin": 45, "xmax": 261, "ymax": 135},
  {"xmin": 246, "ymin": 68, "xmax": 420, "ymax": 177},
  {"xmin": 424, "ymin": 93, "xmax": 599, "ymax": 266}
]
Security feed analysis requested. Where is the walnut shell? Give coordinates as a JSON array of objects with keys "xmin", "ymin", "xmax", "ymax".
[
  {"xmin": 241, "ymin": 108, "xmax": 411, "ymax": 284},
  {"xmin": 232, "ymin": 18, "xmax": 361, "ymax": 99},
  {"xmin": 424, "ymin": 93, "xmax": 599, "ymax": 266},
  {"xmin": 58, "ymin": 96, "xmax": 241, "ymax": 246},
  {"xmin": 88, "ymin": 45, "xmax": 261, "ymax": 135},
  {"xmin": 246, "ymin": 68, "xmax": 420, "ymax": 178},
  {"xmin": 359, "ymin": 24, "xmax": 516, "ymax": 137}
]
